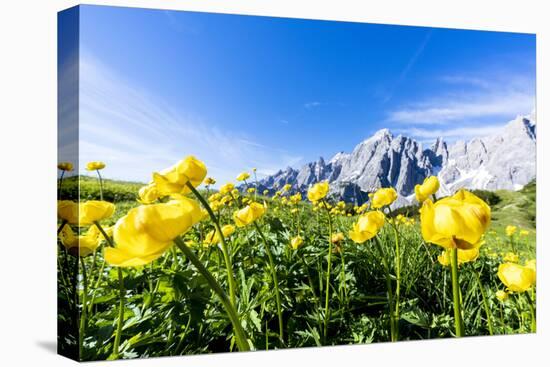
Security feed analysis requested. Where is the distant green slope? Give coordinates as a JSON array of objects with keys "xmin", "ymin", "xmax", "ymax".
[
  {"xmin": 490, "ymin": 180, "xmax": 536, "ymax": 232},
  {"xmin": 59, "ymin": 175, "xmax": 144, "ymax": 202},
  {"xmin": 60, "ymin": 176, "xmax": 536, "ymax": 237}
]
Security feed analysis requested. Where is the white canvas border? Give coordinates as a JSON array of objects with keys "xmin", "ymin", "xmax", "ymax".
[{"xmin": 0, "ymin": 1, "xmax": 547, "ymax": 366}]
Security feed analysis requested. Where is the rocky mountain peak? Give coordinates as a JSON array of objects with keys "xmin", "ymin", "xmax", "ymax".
[
  {"xmin": 255, "ymin": 113, "xmax": 536, "ymax": 206},
  {"xmin": 372, "ymin": 128, "xmax": 392, "ymax": 139}
]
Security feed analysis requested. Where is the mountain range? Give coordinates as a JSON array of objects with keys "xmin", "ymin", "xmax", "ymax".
[{"xmin": 254, "ymin": 113, "xmax": 536, "ymax": 207}]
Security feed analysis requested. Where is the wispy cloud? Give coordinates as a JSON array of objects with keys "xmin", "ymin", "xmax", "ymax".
[
  {"xmin": 396, "ymin": 124, "xmax": 506, "ymax": 141},
  {"xmin": 439, "ymin": 75, "xmax": 491, "ymax": 89},
  {"xmin": 385, "ymin": 68, "xmax": 535, "ymax": 143},
  {"xmin": 78, "ymin": 52, "xmax": 302, "ymax": 184},
  {"xmin": 304, "ymin": 101, "xmax": 321, "ymax": 109},
  {"xmin": 388, "ymin": 65, "xmax": 536, "ymax": 125},
  {"xmin": 387, "ymin": 90, "xmax": 534, "ymax": 124},
  {"xmin": 381, "ymin": 30, "xmax": 432, "ymax": 103}
]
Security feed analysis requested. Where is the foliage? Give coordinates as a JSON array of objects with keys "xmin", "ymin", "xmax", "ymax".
[
  {"xmin": 57, "ymin": 176, "xmax": 537, "ymax": 360},
  {"xmin": 59, "ymin": 175, "xmax": 143, "ymax": 202}
]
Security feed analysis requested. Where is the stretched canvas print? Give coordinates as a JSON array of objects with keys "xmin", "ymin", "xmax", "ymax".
[{"xmin": 57, "ymin": 4, "xmax": 537, "ymax": 361}]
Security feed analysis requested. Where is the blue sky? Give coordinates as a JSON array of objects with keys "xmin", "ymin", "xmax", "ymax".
[{"xmin": 67, "ymin": 5, "xmax": 536, "ymax": 184}]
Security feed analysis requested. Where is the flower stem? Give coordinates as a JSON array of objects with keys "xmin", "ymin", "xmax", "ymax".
[
  {"xmin": 174, "ymin": 237, "xmax": 250, "ymax": 351},
  {"xmin": 58, "ymin": 170, "xmax": 65, "ymax": 197},
  {"xmin": 473, "ymin": 266, "xmax": 494, "ymax": 335},
  {"xmin": 374, "ymin": 236, "xmax": 397, "ymax": 341},
  {"xmin": 525, "ymin": 291, "xmax": 536, "ymax": 332},
  {"xmin": 112, "ymin": 267, "xmax": 125, "ymax": 359},
  {"xmin": 450, "ymin": 248, "xmax": 465, "ymax": 337},
  {"xmin": 322, "ymin": 201, "xmax": 334, "ymax": 343},
  {"xmin": 92, "ymin": 222, "xmax": 125, "ymax": 358},
  {"xmin": 339, "ymin": 246, "xmax": 348, "ymax": 306},
  {"xmin": 387, "ymin": 214, "xmax": 401, "ymax": 339},
  {"xmin": 57, "ymin": 220, "xmax": 67, "ymax": 235},
  {"xmin": 300, "ymin": 255, "xmax": 322, "ymax": 331},
  {"xmin": 253, "ymin": 221, "xmax": 284, "ymax": 345},
  {"xmin": 499, "ymin": 303, "xmax": 506, "ymax": 334},
  {"xmin": 79, "ymin": 256, "xmax": 89, "ymax": 358},
  {"xmin": 96, "ymin": 170, "xmax": 104, "ymax": 201},
  {"xmin": 88, "ymin": 243, "xmax": 106, "ymax": 314},
  {"xmin": 186, "ymin": 182, "xmax": 237, "ymax": 306}
]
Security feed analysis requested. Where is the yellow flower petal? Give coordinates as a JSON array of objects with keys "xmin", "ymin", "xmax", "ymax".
[
  {"xmin": 349, "ymin": 211, "xmax": 385, "ymax": 244},
  {"xmin": 108, "ymin": 198, "xmax": 202, "ymax": 267},
  {"xmin": 233, "ymin": 202, "xmax": 266, "ymax": 227},
  {"xmin": 371, "ymin": 188, "xmax": 398, "ymax": 208},
  {"xmin": 86, "ymin": 161, "xmax": 106, "ymax": 171},
  {"xmin": 152, "ymin": 156, "xmax": 207, "ymax": 196},
  {"xmin": 420, "ymin": 190, "xmax": 490, "ymax": 250},
  {"xmin": 307, "ymin": 182, "xmax": 329, "ymax": 202},
  {"xmin": 415, "ymin": 176, "xmax": 439, "ymax": 203},
  {"xmin": 498, "ymin": 262, "xmax": 536, "ymax": 292}
]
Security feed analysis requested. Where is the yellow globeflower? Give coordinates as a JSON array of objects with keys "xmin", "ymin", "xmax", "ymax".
[
  {"xmin": 204, "ymin": 177, "xmax": 216, "ymax": 185},
  {"xmin": 102, "ymin": 225, "xmax": 114, "ymax": 239},
  {"xmin": 290, "ymin": 236, "xmax": 304, "ymax": 250},
  {"xmin": 525, "ymin": 259, "xmax": 536, "ymax": 272},
  {"xmin": 105, "ymin": 198, "xmax": 203, "ymax": 267},
  {"xmin": 152, "ymin": 156, "xmax": 207, "ymax": 196},
  {"xmin": 58, "ymin": 200, "xmax": 115, "ymax": 226},
  {"xmin": 220, "ymin": 195, "xmax": 233, "ymax": 206},
  {"xmin": 220, "ymin": 182, "xmax": 235, "ymax": 195},
  {"xmin": 209, "ymin": 193, "xmax": 222, "ymax": 203},
  {"xmin": 495, "ymin": 290, "xmax": 509, "ymax": 302},
  {"xmin": 263, "ymin": 189, "xmax": 269, "ymax": 195},
  {"xmin": 503, "ymin": 252, "xmax": 519, "ymax": 263},
  {"xmin": 247, "ymin": 187, "xmax": 256, "ymax": 194},
  {"xmin": 204, "ymin": 224, "xmax": 236, "ymax": 246},
  {"xmin": 331, "ymin": 232, "xmax": 345, "ymax": 244},
  {"xmin": 59, "ymin": 225, "xmax": 101, "ymax": 257},
  {"xmin": 86, "ymin": 161, "xmax": 106, "ymax": 171},
  {"xmin": 282, "ymin": 183, "xmax": 292, "ymax": 192},
  {"xmin": 505, "ymin": 225, "xmax": 517, "ymax": 237},
  {"xmin": 290, "ymin": 193, "xmax": 302, "ymax": 204},
  {"xmin": 349, "ymin": 211, "xmax": 385, "ymax": 244},
  {"xmin": 420, "ymin": 189, "xmax": 490, "ymax": 250},
  {"xmin": 519, "ymin": 229, "xmax": 530, "ymax": 236},
  {"xmin": 57, "ymin": 162, "xmax": 74, "ymax": 171},
  {"xmin": 498, "ymin": 262, "xmax": 536, "ymax": 292},
  {"xmin": 371, "ymin": 188, "xmax": 398, "ymax": 208},
  {"xmin": 79, "ymin": 200, "xmax": 116, "ymax": 226},
  {"xmin": 437, "ymin": 247, "xmax": 479, "ymax": 266},
  {"xmin": 138, "ymin": 183, "xmax": 160, "ymax": 204},
  {"xmin": 58, "ymin": 200, "xmax": 79, "ymax": 224},
  {"xmin": 233, "ymin": 202, "xmax": 266, "ymax": 227},
  {"xmin": 307, "ymin": 182, "xmax": 329, "ymax": 202},
  {"xmin": 415, "ymin": 176, "xmax": 440, "ymax": 203},
  {"xmin": 210, "ymin": 200, "xmax": 222, "ymax": 212},
  {"xmin": 236, "ymin": 172, "xmax": 250, "ymax": 181}
]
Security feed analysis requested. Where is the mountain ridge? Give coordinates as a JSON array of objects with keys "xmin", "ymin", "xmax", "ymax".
[{"xmin": 254, "ymin": 113, "xmax": 536, "ymax": 207}]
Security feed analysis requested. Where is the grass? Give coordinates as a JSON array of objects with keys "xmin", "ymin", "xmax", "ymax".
[
  {"xmin": 492, "ymin": 180, "xmax": 536, "ymax": 231},
  {"xmin": 57, "ymin": 177, "xmax": 537, "ymax": 360}
]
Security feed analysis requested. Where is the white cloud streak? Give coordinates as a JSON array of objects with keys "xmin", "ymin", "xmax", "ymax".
[
  {"xmin": 387, "ymin": 90, "xmax": 534, "ymax": 124},
  {"xmin": 304, "ymin": 101, "xmax": 321, "ymax": 109},
  {"xmin": 396, "ymin": 124, "xmax": 506, "ymax": 141},
  {"xmin": 78, "ymin": 52, "xmax": 302, "ymax": 184},
  {"xmin": 386, "ymin": 68, "xmax": 535, "ymax": 126},
  {"xmin": 381, "ymin": 30, "xmax": 432, "ymax": 103}
]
